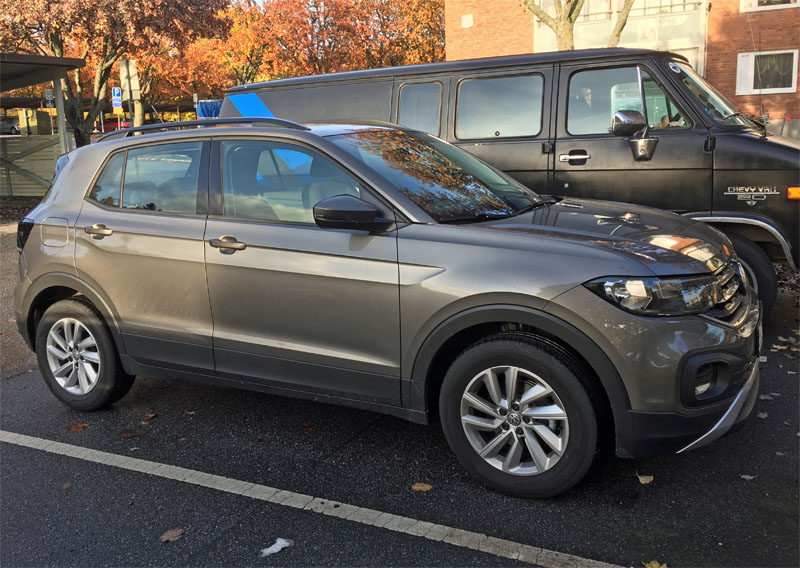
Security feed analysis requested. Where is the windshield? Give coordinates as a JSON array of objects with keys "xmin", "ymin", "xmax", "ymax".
[
  {"xmin": 669, "ymin": 61, "xmax": 752, "ymax": 126},
  {"xmin": 327, "ymin": 129, "xmax": 541, "ymax": 223}
]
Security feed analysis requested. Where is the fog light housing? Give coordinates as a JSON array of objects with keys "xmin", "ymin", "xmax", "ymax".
[{"xmin": 694, "ymin": 363, "xmax": 717, "ymax": 398}]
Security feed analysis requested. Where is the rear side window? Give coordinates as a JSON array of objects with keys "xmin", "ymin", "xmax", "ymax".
[
  {"xmin": 398, "ymin": 82, "xmax": 442, "ymax": 135},
  {"xmin": 456, "ymin": 75, "xmax": 543, "ymax": 139},
  {"xmin": 121, "ymin": 142, "xmax": 202, "ymax": 214},
  {"xmin": 88, "ymin": 152, "xmax": 124, "ymax": 207}
]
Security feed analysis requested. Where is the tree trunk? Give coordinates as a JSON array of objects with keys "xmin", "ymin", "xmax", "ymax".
[
  {"xmin": 608, "ymin": 0, "xmax": 636, "ymax": 48},
  {"xmin": 555, "ymin": 21, "xmax": 575, "ymax": 50},
  {"xmin": 133, "ymin": 99, "xmax": 145, "ymax": 127}
]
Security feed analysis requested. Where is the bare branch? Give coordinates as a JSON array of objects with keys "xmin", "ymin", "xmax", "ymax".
[
  {"xmin": 608, "ymin": 0, "xmax": 636, "ymax": 47},
  {"xmin": 521, "ymin": 0, "xmax": 558, "ymax": 30}
]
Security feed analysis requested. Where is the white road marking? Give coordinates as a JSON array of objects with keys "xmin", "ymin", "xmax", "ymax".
[{"xmin": 0, "ymin": 429, "xmax": 621, "ymax": 568}]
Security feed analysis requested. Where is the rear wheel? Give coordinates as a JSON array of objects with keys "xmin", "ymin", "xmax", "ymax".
[
  {"xmin": 726, "ymin": 233, "xmax": 776, "ymax": 316},
  {"xmin": 36, "ymin": 298, "xmax": 135, "ymax": 410},
  {"xmin": 439, "ymin": 333, "xmax": 600, "ymax": 498}
]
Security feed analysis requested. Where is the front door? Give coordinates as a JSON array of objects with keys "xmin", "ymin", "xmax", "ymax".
[
  {"xmin": 554, "ymin": 62, "xmax": 712, "ymax": 213},
  {"xmin": 204, "ymin": 138, "xmax": 401, "ymax": 404}
]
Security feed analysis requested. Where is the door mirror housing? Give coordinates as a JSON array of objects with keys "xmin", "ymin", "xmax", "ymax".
[
  {"xmin": 313, "ymin": 194, "xmax": 395, "ymax": 232},
  {"xmin": 612, "ymin": 110, "xmax": 647, "ymax": 137}
]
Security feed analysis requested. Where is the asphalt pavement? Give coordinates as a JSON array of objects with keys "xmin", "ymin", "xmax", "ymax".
[{"xmin": 1, "ymin": 231, "xmax": 798, "ymax": 567}]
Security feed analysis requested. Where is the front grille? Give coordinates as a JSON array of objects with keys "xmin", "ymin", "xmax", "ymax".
[{"xmin": 703, "ymin": 259, "xmax": 749, "ymax": 325}]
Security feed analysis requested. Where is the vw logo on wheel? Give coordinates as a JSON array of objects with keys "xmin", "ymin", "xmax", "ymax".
[{"xmin": 508, "ymin": 413, "xmax": 521, "ymax": 426}]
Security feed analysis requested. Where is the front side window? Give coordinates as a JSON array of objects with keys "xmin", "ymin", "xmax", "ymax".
[
  {"xmin": 121, "ymin": 142, "xmax": 203, "ymax": 214},
  {"xmin": 328, "ymin": 129, "xmax": 541, "ymax": 223},
  {"xmin": 670, "ymin": 61, "xmax": 752, "ymax": 126},
  {"xmin": 398, "ymin": 82, "xmax": 442, "ymax": 135},
  {"xmin": 568, "ymin": 66, "xmax": 689, "ymax": 134},
  {"xmin": 456, "ymin": 74, "xmax": 543, "ymax": 139},
  {"xmin": 88, "ymin": 152, "xmax": 124, "ymax": 207},
  {"xmin": 221, "ymin": 140, "xmax": 361, "ymax": 223},
  {"xmin": 736, "ymin": 50, "xmax": 798, "ymax": 95}
]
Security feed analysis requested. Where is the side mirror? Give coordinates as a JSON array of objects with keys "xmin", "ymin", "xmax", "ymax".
[
  {"xmin": 611, "ymin": 110, "xmax": 647, "ymax": 137},
  {"xmin": 313, "ymin": 194, "xmax": 394, "ymax": 232}
]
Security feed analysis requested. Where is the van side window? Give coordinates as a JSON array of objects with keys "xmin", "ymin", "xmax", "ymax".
[
  {"xmin": 221, "ymin": 140, "xmax": 361, "ymax": 223},
  {"xmin": 568, "ymin": 67, "xmax": 688, "ymax": 135},
  {"xmin": 398, "ymin": 83, "xmax": 442, "ymax": 135},
  {"xmin": 88, "ymin": 152, "xmax": 124, "ymax": 207},
  {"xmin": 121, "ymin": 142, "xmax": 203, "ymax": 214},
  {"xmin": 456, "ymin": 75, "xmax": 543, "ymax": 139}
]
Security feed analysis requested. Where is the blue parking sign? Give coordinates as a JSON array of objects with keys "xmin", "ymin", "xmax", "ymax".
[{"xmin": 112, "ymin": 87, "xmax": 122, "ymax": 109}]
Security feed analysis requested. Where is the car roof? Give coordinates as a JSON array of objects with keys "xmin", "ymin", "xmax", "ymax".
[{"xmin": 227, "ymin": 48, "xmax": 687, "ymax": 93}]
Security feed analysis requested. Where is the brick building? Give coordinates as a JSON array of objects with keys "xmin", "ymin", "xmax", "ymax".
[{"xmin": 445, "ymin": 0, "xmax": 800, "ymax": 137}]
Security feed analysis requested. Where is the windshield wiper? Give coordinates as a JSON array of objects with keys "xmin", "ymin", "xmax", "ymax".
[
  {"xmin": 439, "ymin": 212, "xmax": 512, "ymax": 224},
  {"xmin": 511, "ymin": 201, "xmax": 549, "ymax": 216}
]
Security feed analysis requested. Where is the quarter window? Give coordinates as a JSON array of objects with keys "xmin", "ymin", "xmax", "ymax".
[
  {"xmin": 398, "ymin": 82, "xmax": 442, "ymax": 135},
  {"xmin": 88, "ymin": 152, "xmax": 124, "ymax": 207},
  {"xmin": 456, "ymin": 75, "xmax": 543, "ymax": 139},
  {"xmin": 221, "ymin": 140, "xmax": 361, "ymax": 223},
  {"xmin": 567, "ymin": 67, "xmax": 688, "ymax": 135},
  {"xmin": 121, "ymin": 142, "xmax": 203, "ymax": 214}
]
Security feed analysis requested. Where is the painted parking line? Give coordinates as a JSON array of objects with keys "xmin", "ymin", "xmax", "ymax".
[{"xmin": 0, "ymin": 429, "xmax": 621, "ymax": 568}]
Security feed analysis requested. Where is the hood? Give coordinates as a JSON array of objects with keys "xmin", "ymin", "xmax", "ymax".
[{"xmin": 481, "ymin": 198, "xmax": 732, "ymax": 276}]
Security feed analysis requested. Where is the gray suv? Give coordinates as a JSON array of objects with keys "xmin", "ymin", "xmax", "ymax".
[{"xmin": 14, "ymin": 118, "xmax": 760, "ymax": 497}]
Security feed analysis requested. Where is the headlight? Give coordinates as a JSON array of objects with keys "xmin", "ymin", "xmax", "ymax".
[{"xmin": 585, "ymin": 275, "xmax": 718, "ymax": 316}]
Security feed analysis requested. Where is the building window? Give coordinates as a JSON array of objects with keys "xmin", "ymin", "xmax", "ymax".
[
  {"xmin": 736, "ymin": 50, "xmax": 798, "ymax": 95},
  {"xmin": 740, "ymin": 0, "xmax": 798, "ymax": 13}
]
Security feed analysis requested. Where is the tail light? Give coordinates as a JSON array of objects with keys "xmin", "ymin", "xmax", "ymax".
[{"xmin": 17, "ymin": 218, "xmax": 34, "ymax": 252}]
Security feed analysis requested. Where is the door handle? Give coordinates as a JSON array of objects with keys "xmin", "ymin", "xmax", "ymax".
[
  {"xmin": 209, "ymin": 236, "xmax": 247, "ymax": 253},
  {"xmin": 84, "ymin": 224, "xmax": 113, "ymax": 239},
  {"xmin": 559, "ymin": 153, "xmax": 591, "ymax": 162}
]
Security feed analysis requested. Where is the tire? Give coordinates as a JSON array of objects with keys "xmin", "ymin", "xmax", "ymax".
[
  {"xmin": 35, "ymin": 298, "xmax": 135, "ymax": 410},
  {"xmin": 439, "ymin": 333, "xmax": 601, "ymax": 498},
  {"xmin": 727, "ymin": 233, "xmax": 777, "ymax": 316}
]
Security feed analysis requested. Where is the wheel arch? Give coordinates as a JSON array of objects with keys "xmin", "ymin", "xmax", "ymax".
[
  {"xmin": 407, "ymin": 305, "xmax": 635, "ymax": 457},
  {"xmin": 22, "ymin": 273, "xmax": 126, "ymax": 355}
]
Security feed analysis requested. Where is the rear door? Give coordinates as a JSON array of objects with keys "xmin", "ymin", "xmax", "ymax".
[
  {"xmin": 553, "ymin": 61, "xmax": 712, "ymax": 212},
  {"xmin": 75, "ymin": 140, "xmax": 214, "ymax": 372},
  {"xmin": 446, "ymin": 65, "xmax": 554, "ymax": 194},
  {"xmin": 203, "ymin": 137, "xmax": 401, "ymax": 404}
]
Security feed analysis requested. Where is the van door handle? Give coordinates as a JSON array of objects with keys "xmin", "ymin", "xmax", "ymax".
[
  {"xmin": 84, "ymin": 224, "xmax": 113, "ymax": 239},
  {"xmin": 209, "ymin": 236, "xmax": 247, "ymax": 253},
  {"xmin": 559, "ymin": 153, "xmax": 591, "ymax": 162}
]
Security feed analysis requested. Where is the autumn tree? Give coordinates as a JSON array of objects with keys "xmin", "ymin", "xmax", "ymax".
[
  {"xmin": 521, "ymin": 0, "xmax": 636, "ymax": 51},
  {"xmin": 0, "ymin": 0, "xmax": 224, "ymax": 145}
]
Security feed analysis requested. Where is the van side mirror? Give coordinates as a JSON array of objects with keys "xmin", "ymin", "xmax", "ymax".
[
  {"xmin": 611, "ymin": 110, "xmax": 647, "ymax": 137},
  {"xmin": 313, "ymin": 194, "xmax": 395, "ymax": 232}
]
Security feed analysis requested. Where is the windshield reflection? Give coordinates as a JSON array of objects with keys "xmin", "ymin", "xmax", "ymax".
[{"xmin": 329, "ymin": 129, "xmax": 540, "ymax": 223}]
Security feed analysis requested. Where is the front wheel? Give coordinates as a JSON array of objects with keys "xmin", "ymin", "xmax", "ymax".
[
  {"xmin": 439, "ymin": 333, "xmax": 601, "ymax": 498},
  {"xmin": 726, "ymin": 233, "xmax": 777, "ymax": 316}
]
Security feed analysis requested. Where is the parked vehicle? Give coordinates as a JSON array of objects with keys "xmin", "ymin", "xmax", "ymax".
[
  {"xmin": 0, "ymin": 114, "xmax": 21, "ymax": 135},
  {"xmin": 14, "ymin": 119, "xmax": 760, "ymax": 497},
  {"xmin": 220, "ymin": 47, "xmax": 800, "ymax": 315}
]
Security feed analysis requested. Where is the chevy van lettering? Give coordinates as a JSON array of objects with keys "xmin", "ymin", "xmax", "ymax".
[{"xmin": 724, "ymin": 186, "xmax": 779, "ymax": 195}]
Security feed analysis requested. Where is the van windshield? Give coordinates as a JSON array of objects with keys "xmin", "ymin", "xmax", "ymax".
[
  {"xmin": 327, "ymin": 129, "xmax": 542, "ymax": 223},
  {"xmin": 669, "ymin": 61, "xmax": 752, "ymax": 127}
]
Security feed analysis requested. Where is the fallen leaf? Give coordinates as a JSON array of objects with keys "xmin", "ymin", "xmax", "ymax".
[
  {"xmin": 61, "ymin": 482, "xmax": 72, "ymax": 489},
  {"xmin": 775, "ymin": 451, "xmax": 786, "ymax": 456},
  {"xmin": 784, "ymin": 421, "xmax": 792, "ymax": 426},
  {"xmin": 119, "ymin": 429, "xmax": 134, "ymax": 436},
  {"xmin": 740, "ymin": 474, "xmax": 757, "ymax": 480},
  {"xmin": 143, "ymin": 413, "xmax": 157, "ymax": 421},
  {"xmin": 790, "ymin": 346, "xmax": 800, "ymax": 352},
  {"xmin": 66, "ymin": 422, "xmax": 90, "ymax": 432},
  {"xmin": 636, "ymin": 472, "xmax": 654, "ymax": 485},
  {"xmin": 759, "ymin": 356, "xmax": 768, "ymax": 363},
  {"xmin": 301, "ymin": 424, "xmax": 315, "ymax": 432},
  {"xmin": 129, "ymin": 447, "xmax": 140, "ymax": 452},
  {"xmin": 160, "ymin": 528, "xmax": 184, "ymax": 543},
  {"xmin": 7, "ymin": 318, "xmax": 15, "ymax": 323},
  {"xmin": 184, "ymin": 411, "xmax": 195, "ymax": 415},
  {"xmin": 777, "ymin": 336, "xmax": 789, "ymax": 342},
  {"xmin": 758, "ymin": 394, "xmax": 773, "ymax": 401},
  {"xmin": 642, "ymin": 561, "xmax": 667, "ymax": 568},
  {"xmin": 787, "ymin": 371, "xmax": 797, "ymax": 375},
  {"xmin": 411, "ymin": 482, "xmax": 433, "ymax": 492},
  {"xmin": 771, "ymin": 344, "xmax": 788, "ymax": 351},
  {"xmin": 769, "ymin": 392, "xmax": 782, "ymax": 397},
  {"xmin": 757, "ymin": 412, "xmax": 768, "ymax": 419}
]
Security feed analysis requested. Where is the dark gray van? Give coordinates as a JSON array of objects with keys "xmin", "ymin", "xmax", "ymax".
[{"xmin": 220, "ymin": 48, "xmax": 800, "ymax": 314}]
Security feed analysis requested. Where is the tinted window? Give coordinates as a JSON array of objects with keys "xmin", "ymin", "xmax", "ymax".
[
  {"xmin": 568, "ymin": 67, "xmax": 643, "ymax": 135},
  {"xmin": 641, "ymin": 71, "xmax": 688, "ymax": 130},
  {"xmin": 88, "ymin": 152, "xmax": 124, "ymax": 207},
  {"xmin": 456, "ymin": 75, "xmax": 543, "ymax": 139},
  {"xmin": 221, "ymin": 140, "xmax": 360, "ymax": 223},
  {"xmin": 121, "ymin": 142, "xmax": 202, "ymax": 213},
  {"xmin": 398, "ymin": 83, "xmax": 441, "ymax": 135},
  {"xmin": 328, "ymin": 129, "xmax": 541, "ymax": 223}
]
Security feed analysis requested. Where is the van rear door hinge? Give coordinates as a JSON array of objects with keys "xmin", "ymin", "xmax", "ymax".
[
  {"xmin": 704, "ymin": 135, "xmax": 716, "ymax": 152},
  {"xmin": 542, "ymin": 141, "xmax": 554, "ymax": 154}
]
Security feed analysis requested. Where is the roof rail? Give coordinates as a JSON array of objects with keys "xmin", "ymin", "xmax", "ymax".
[{"xmin": 97, "ymin": 117, "xmax": 310, "ymax": 142}]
